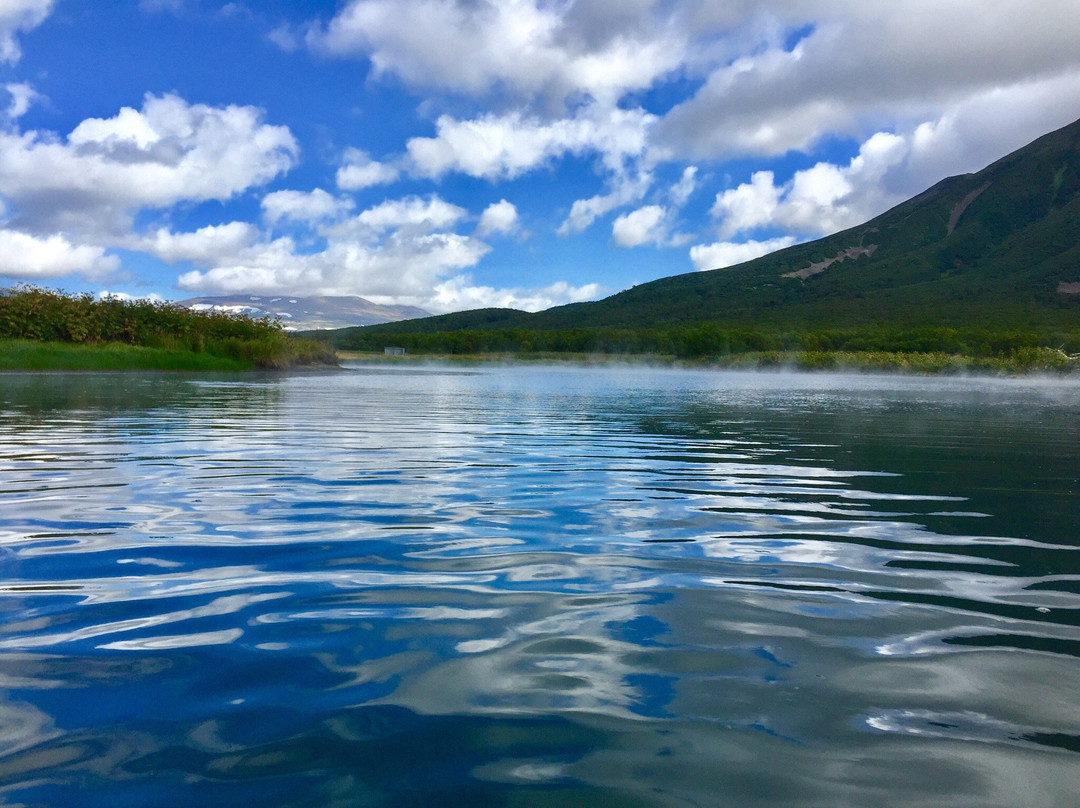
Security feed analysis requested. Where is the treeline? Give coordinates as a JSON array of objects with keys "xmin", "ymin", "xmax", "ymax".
[
  {"xmin": 332, "ymin": 323, "xmax": 1080, "ymax": 361},
  {"xmin": 1, "ymin": 286, "xmax": 334, "ymax": 369}
]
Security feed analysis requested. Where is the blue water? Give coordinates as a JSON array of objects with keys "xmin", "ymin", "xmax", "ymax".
[{"xmin": 1, "ymin": 365, "xmax": 1078, "ymax": 807}]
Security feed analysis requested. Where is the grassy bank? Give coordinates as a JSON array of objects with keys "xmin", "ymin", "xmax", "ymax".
[
  {"xmin": 0, "ymin": 339, "xmax": 257, "ymax": 371},
  {"xmin": 1, "ymin": 286, "xmax": 336, "ymax": 371}
]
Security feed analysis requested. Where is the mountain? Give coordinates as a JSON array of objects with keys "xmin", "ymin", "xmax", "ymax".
[
  {"xmin": 349, "ymin": 116, "xmax": 1080, "ymax": 339},
  {"xmin": 179, "ymin": 295, "xmax": 430, "ymax": 331}
]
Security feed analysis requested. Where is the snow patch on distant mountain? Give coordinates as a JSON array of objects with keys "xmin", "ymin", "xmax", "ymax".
[{"xmin": 179, "ymin": 295, "xmax": 430, "ymax": 331}]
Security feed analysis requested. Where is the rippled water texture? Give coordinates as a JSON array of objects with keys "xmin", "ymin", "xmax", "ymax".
[{"xmin": 1, "ymin": 365, "xmax": 1078, "ymax": 807}]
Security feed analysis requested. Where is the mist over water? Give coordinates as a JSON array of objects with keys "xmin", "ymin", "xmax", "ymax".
[{"xmin": 1, "ymin": 365, "xmax": 1078, "ymax": 807}]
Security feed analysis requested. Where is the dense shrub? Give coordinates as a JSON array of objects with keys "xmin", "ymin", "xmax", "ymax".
[
  {"xmin": 0, "ymin": 286, "xmax": 335, "ymax": 368},
  {"xmin": 335, "ymin": 321, "xmax": 1079, "ymax": 363}
]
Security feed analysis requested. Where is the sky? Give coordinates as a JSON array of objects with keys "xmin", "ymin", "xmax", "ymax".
[{"xmin": 1, "ymin": 0, "xmax": 1079, "ymax": 314}]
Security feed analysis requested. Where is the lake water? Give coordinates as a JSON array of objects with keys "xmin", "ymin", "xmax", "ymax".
[{"xmin": 1, "ymin": 364, "xmax": 1078, "ymax": 807}]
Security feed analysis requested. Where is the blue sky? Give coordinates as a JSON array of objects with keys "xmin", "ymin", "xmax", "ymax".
[{"xmin": 2, "ymin": 1, "xmax": 1080, "ymax": 313}]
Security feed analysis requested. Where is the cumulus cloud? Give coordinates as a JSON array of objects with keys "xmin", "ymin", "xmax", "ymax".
[
  {"xmin": 689, "ymin": 237, "xmax": 797, "ymax": 271},
  {"xmin": 170, "ymin": 190, "xmax": 593, "ymax": 313},
  {"xmin": 656, "ymin": 1, "xmax": 1080, "ymax": 162},
  {"xmin": 308, "ymin": 0, "xmax": 685, "ymax": 107},
  {"xmin": 176, "ymin": 231, "xmax": 490, "ymax": 300},
  {"xmin": 308, "ymin": 1, "xmax": 1080, "ymax": 174},
  {"xmin": 262, "ymin": 188, "xmax": 354, "ymax": 225},
  {"xmin": 710, "ymin": 171, "xmax": 782, "ymax": 238},
  {"xmin": 327, "ymin": 194, "xmax": 467, "ymax": 240},
  {"xmin": 407, "ymin": 103, "xmax": 654, "ymax": 180},
  {"xmin": 428, "ymin": 277, "xmax": 603, "ymax": 313},
  {"xmin": 669, "ymin": 165, "xmax": 698, "ymax": 207},
  {"xmin": 611, "ymin": 205, "xmax": 666, "ymax": 247},
  {"xmin": 700, "ymin": 74, "xmax": 1080, "ymax": 245},
  {"xmin": 897, "ymin": 72, "xmax": 1080, "ymax": 196},
  {"xmin": 171, "ymin": 193, "xmax": 482, "ymax": 310},
  {"xmin": 0, "ymin": 228, "xmax": 119, "ymax": 278},
  {"xmin": 97, "ymin": 290, "xmax": 164, "ymax": 302},
  {"xmin": 311, "ymin": 2, "xmax": 1080, "ymax": 196},
  {"xmin": 336, "ymin": 147, "xmax": 400, "ymax": 190},
  {"xmin": 557, "ymin": 170, "xmax": 653, "ymax": 235},
  {"xmin": 136, "ymin": 222, "xmax": 260, "ymax": 264},
  {"xmin": 0, "ymin": 93, "xmax": 298, "ymax": 236},
  {"xmin": 175, "ymin": 232, "xmax": 601, "ymax": 314},
  {"xmin": 710, "ymin": 131, "xmax": 908, "ymax": 238},
  {"xmin": 475, "ymin": 199, "xmax": 519, "ymax": 237},
  {"xmin": 299, "ymin": 1, "xmax": 1080, "ymax": 263},
  {"xmin": 3, "ymin": 82, "xmax": 38, "ymax": 121},
  {"xmin": 0, "ymin": 0, "xmax": 52, "ymax": 63}
]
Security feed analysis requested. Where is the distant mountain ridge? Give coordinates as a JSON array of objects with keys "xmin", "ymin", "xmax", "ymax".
[
  {"xmin": 346, "ymin": 115, "xmax": 1080, "ymax": 339},
  {"xmin": 179, "ymin": 295, "xmax": 429, "ymax": 331}
]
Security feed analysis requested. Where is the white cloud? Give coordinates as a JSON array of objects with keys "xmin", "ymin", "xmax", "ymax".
[
  {"xmin": 328, "ymin": 194, "xmax": 467, "ymax": 240},
  {"xmin": 0, "ymin": 228, "xmax": 119, "ymax": 278},
  {"xmin": 899, "ymin": 71, "xmax": 1080, "ymax": 196},
  {"xmin": 557, "ymin": 170, "xmax": 653, "ymax": 235},
  {"xmin": 172, "ymin": 193, "xmax": 487, "ymax": 309},
  {"xmin": 710, "ymin": 170, "xmax": 782, "ymax": 238},
  {"xmin": 97, "ymin": 290, "xmax": 164, "ymax": 303},
  {"xmin": 612, "ymin": 204, "xmax": 666, "ymax": 248},
  {"xmin": 710, "ymin": 131, "xmax": 908, "ymax": 238},
  {"xmin": 0, "ymin": 93, "xmax": 298, "ymax": 236},
  {"xmin": 300, "ymin": 1, "xmax": 1080, "ymax": 270},
  {"xmin": 669, "ymin": 165, "xmax": 698, "ymax": 208},
  {"xmin": 168, "ymin": 190, "xmax": 594, "ymax": 313},
  {"xmin": 335, "ymin": 147, "xmax": 399, "ymax": 190},
  {"xmin": 267, "ymin": 24, "xmax": 300, "ymax": 52},
  {"xmin": 0, "ymin": 0, "xmax": 52, "ymax": 63},
  {"xmin": 427, "ymin": 277, "xmax": 603, "ymax": 314},
  {"xmin": 407, "ymin": 103, "xmax": 654, "ymax": 181},
  {"xmin": 308, "ymin": 1, "xmax": 1080, "ymax": 176},
  {"xmin": 175, "ymin": 231, "xmax": 491, "ymax": 301},
  {"xmin": 262, "ymin": 188, "xmax": 353, "ymax": 225},
  {"xmin": 656, "ymin": 2, "xmax": 1080, "ymax": 163},
  {"xmin": 689, "ymin": 236, "xmax": 797, "ymax": 271},
  {"xmin": 475, "ymin": 199, "xmax": 519, "ymax": 237},
  {"xmin": 4, "ymin": 82, "xmax": 38, "ymax": 120},
  {"xmin": 137, "ymin": 222, "xmax": 259, "ymax": 264},
  {"xmin": 300, "ymin": 1, "xmax": 1080, "ymax": 203},
  {"xmin": 309, "ymin": 0, "xmax": 685, "ymax": 107}
]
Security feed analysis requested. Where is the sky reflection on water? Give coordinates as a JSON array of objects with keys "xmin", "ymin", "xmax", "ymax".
[{"xmin": 1, "ymin": 366, "xmax": 1078, "ymax": 807}]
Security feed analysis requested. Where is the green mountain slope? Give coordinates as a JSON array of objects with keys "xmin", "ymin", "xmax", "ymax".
[{"xmin": 336, "ymin": 116, "xmax": 1080, "ymax": 343}]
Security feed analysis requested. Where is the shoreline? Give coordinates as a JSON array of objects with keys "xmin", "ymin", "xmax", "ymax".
[
  {"xmin": 4, "ymin": 343, "xmax": 1076, "ymax": 377},
  {"xmin": 335, "ymin": 349, "xmax": 1080, "ymax": 376},
  {"xmin": 0, "ymin": 338, "xmax": 338, "ymax": 373}
]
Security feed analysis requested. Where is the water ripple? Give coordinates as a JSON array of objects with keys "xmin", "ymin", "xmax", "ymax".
[{"xmin": 1, "ymin": 367, "xmax": 1078, "ymax": 806}]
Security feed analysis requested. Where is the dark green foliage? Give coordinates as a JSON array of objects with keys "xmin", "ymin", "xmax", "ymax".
[
  {"xmin": 333, "ymin": 323, "xmax": 1080, "ymax": 365},
  {"xmin": 0, "ymin": 286, "xmax": 336, "ymax": 369},
  {"xmin": 0, "ymin": 339, "xmax": 254, "ymax": 372}
]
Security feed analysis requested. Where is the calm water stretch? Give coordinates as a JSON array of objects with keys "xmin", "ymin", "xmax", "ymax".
[{"xmin": 1, "ymin": 365, "xmax": 1078, "ymax": 807}]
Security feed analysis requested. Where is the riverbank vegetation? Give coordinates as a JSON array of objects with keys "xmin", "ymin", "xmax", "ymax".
[
  {"xmin": 1, "ymin": 286, "xmax": 336, "ymax": 371},
  {"xmin": 328, "ymin": 324, "xmax": 1080, "ymax": 374}
]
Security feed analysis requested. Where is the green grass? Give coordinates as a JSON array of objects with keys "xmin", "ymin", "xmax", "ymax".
[
  {"xmin": 0, "ymin": 286, "xmax": 339, "ymax": 370},
  {"xmin": 0, "ymin": 339, "xmax": 256, "ymax": 372}
]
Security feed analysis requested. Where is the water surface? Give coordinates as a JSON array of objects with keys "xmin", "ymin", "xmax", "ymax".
[{"xmin": 1, "ymin": 365, "xmax": 1078, "ymax": 807}]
